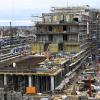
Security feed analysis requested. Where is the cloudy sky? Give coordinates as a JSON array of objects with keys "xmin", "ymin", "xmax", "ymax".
[{"xmin": 0, "ymin": 0, "xmax": 99, "ymax": 26}]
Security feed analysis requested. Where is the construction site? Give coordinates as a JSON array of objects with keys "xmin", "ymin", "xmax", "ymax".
[{"xmin": 0, "ymin": 5, "xmax": 100, "ymax": 100}]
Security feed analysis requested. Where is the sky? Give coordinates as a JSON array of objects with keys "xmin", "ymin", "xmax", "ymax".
[{"xmin": 0, "ymin": 0, "xmax": 99, "ymax": 26}]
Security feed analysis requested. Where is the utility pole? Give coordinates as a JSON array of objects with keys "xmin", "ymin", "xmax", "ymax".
[{"xmin": 10, "ymin": 21, "xmax": 13, "ymax": 47}]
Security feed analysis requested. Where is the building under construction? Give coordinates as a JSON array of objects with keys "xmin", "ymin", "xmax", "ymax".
[
  {"xmin": 34, "ymin": 5, "xmax": 100, "ymax": 53},
  {"xmin": 0, "ymin": 49, "xmax": 91, "ymax": 93},
  {"xmin": 0, "ymin": 6, "xmax": 100, "ymax": 100}
]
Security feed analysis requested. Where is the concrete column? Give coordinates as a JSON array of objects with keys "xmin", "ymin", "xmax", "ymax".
[
  {"xmin": 4, "ymin": 74, "xmax": 7, "ymax": 86},
  {"xmin": 61, "ymin": 72, "xmax": 63, "ymax": 79},
  {"xmin": 28, "ymin": 75, "xmax": 32, "ymax": 87},
  {"xmin": 51, "ymin": 76, "xmax": 54, "ymax": 91},
  {"xmin": 78, "ymin": 34, "xmax": 80, "ymax": 42},
  {"xmin": 87, "ymin": 21, "xmax": 89, "ymax": 34},
  {"xmin": 45, "ymin": 76, "xmax": 47, "ymax": 91}
]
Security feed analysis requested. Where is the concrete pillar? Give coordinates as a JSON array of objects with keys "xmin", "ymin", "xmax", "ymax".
[
  {"xmin": 61, "ymin": 72, "xmax": 63, "ymax": 79},
  {"xmin": 45, "ymin": 76, "xmax": 48, "ymax": 91},
  {"xmin": 78, "ymin": 34, "xmax": 80, "ymax": 42},
  {"xmin": 87, "ymin": 21, "xmax": 89, "ymax": 34},
  {"xmin": 51, "ymin": 76, "xmax": 54, "ymax": 91},
  {"xmin": 28, "ymin": 75, "xmax": 32, "ymax": 87},
  {"xmin": 4, "ymin": 74, "xmax": 7, "ymax": 86}
]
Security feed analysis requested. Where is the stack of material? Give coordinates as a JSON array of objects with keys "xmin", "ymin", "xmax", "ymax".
[
  {"xmin": 68, "ymin": 95, "xmax": 78, "ymax": 100},
  {"xmin": 7, "ymin": 91, "xmax": 22, "ymax": 100},
  {"xmin": 40, "ymin": 98, "xmax": 49, "ymax": 100},
  {"xmin": 0, "ymin": 88, "xmax": 4, "ymax": 100},
  {"xmin": 88, "ymin": 97, "xmax": 97, "ymax": 100},
  {"xmin": 78, "ymin": 95, "xmax": 88, "ymax": 100},
  {"xmin": 95, "ymin": 93, "xmax": 100, "ymax": 99},
  {"xmin": 52, "ymin": 95, "xmax": 68, "ymax": 100}
]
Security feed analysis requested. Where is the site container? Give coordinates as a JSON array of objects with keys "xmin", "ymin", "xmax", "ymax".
[{"xmin": 26, "ymin": 86, "xmax": 37, "ymax": 94}]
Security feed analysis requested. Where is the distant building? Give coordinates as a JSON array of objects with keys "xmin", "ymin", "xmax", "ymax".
[{"xmin": 35, "ymin": 5, "xmax": 100, "ymax": 53}]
